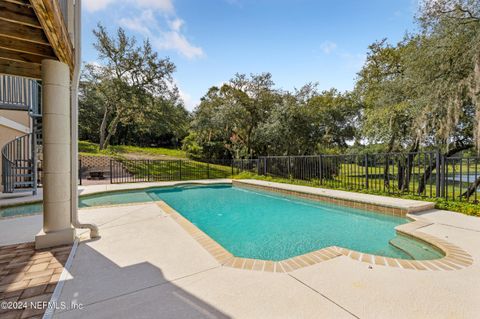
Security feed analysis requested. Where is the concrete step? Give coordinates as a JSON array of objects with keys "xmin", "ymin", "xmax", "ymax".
[
  {"xmin": 14, "ymin": 181, "xmax": 34, "ymax": 187},
  {"xmin": 389, "ymin": 235, "xmax": 443, "ymax": 260}
]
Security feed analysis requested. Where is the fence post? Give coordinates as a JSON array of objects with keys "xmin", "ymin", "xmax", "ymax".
[
  {"xmin": 147, "ymin": 160, "xmax": 150, "ymax": 182},
  {"xmin": 179, "ymin": 160, "xmax": 182, "ymax": 180},
  {"xmin": 440, "ymin": 152, "xmax": 445, "ymax": 198},
  {"xmin": 109, "ymin": 159, "xmax": 113, "ymax": 184},
  {"xmin": 264, "ymin": 157, "xmax": 267, "ymax": 175},
  {"xmin": 288, "ymin": 156, "xmax": 291, "ymax": 178},
  {"xmin": 435, "ymin": 149, "xmax": 441, "ymax": 198},
  {"xmin": 365, "ymin": 154, "xmax": 369, "ymax": 189},
  {"xmin": 231, "ymin": 160, "xmax": 234, "ymax": 176},
  {"xmin": 207, "ymin": 162, "xmax": 210, "ymax": 179},
  {"xmin": 319, "ymin": 155, "xmax": 323, "ymax": 185}
]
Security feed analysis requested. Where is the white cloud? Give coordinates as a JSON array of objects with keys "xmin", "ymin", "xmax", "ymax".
[
  {"xmin": 118, "ymin": 11, "xmax": 153, "ymax": 35},
  {"xmin": 153, "ymin": 31, "xmax": 204, "ymax": 59},
  {"xmin": 135, "ymin": 0, "xmax": 174, "ymax": 13},
  {"xmin": 85, "ymin": 0, "xmax": 204, "ymax": 59},
  {"xmin": 320, "ymin": 41, "xmax": 337, "ymax": 54},
  {"xmin": 84, "ymin": 0, "xmax": 114, "ymax": 12},
  {"xmin": 178, "ymin": 88, "xmax": 197, "ymax": 111},
  {"xmin": 84, "ymin": 0, "xmax": 173, "ymax": 13},
  {"xmin": 119, "ymin": 10, "xmax": 204, "ymax": 59},
  {"xmin": 168, "ymin": 18, "xmax": 184, "ymax": 32}
]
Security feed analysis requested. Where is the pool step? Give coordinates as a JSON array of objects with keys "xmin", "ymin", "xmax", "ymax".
[{"xmin": 389, "ymin": 236, "xmax": 443, "ymax": 260}]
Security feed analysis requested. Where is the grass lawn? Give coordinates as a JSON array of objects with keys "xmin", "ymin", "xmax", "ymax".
[
  {"xmin": 339, "ymin": 162, "xmax": 479, "ymax": 176},
  {"xmin": 233, "ymin": 171, "xmax": 480, "ymax": 216},
  {"xmin": 78, "ymin": 141, "xmax": 478, "ymax": 215},
  {"xmin": 117, "ymin": 159, "xmax": 233, "ymax": 182},
  {"xmin": 79, "ymin": 141, "xmax": 187, "ymax": 159}
]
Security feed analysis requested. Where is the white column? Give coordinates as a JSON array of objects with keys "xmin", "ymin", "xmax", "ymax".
[{"xmin": 35, "ymin": 59, "xmax": 75, "ymax": 249}]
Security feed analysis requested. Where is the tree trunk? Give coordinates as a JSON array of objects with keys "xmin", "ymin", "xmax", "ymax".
[
  {"xmin": 99, "ymin": 108, "xmax": 109, "ymax": 150},
  {"xmin": 462, "ymin": 176, "xmax": 480, "ymax": 200},
  {"xmin": 417, "ymin": 144, "xmax": 474, "ymax": 194},
  {"xmin": 383, "ymin": 136, "xmax": 396, "ymax": 188},
  {"xmin": 400, "ymin": 141, "xmax": 419, "ymax": 192},
  {"xmin": 397, "ymin": 163, "xmax": 405, "ymax": 190},
  {"xmin": 102, "ymin": 112, "xmax": 122, "ymax": 150}
]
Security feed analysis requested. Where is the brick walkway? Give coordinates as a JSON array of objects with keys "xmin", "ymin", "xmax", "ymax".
[{"xmin": 0, "ymin": 242, "xmax": 72, "ymax": 319}]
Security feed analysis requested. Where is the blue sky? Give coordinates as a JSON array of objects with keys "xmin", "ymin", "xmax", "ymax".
[{"xmin": 82, "ymin": 0, "xmax": 418, "ymax": 110}]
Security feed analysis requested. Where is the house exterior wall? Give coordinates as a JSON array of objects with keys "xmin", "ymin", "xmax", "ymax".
[
  {"xmin": 0, "ymin": 110, "xmax": 31, "ymax": 191},
  {"xmin": 0, "ymin": 110, "xmax": 30, "ymax": 128}
]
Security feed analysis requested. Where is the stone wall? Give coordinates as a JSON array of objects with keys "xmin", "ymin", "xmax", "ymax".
[{"xmin": 79, "ymin": 155, "xmax": 112, "ymax": 168}]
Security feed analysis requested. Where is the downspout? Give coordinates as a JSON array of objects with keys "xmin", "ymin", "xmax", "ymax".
[{"xmin": 71, "ymin": 0, "xmax": 99, "ymax": 238}]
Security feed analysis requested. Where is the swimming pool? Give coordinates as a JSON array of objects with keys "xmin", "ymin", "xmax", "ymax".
[{"xmin": 0, "ymin": 184, "xmax": 443, "ymax": 261}]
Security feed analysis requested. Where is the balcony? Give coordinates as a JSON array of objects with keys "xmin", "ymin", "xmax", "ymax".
[{"xmin": 0, "ymin": 0, "xmax": 74, "ymax": 79}]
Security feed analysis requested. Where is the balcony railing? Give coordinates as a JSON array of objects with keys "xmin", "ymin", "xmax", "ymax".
[{"xmin": 0, "ymin": 75, "xmax": 41, "ymax": 112}]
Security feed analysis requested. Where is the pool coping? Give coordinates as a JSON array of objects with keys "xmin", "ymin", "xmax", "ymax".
[
  {"xmin": 233, "ymin": 180, "xmax": 435, "ymax": 217},
  {"xmin": 0, "ymin": 180, "xmax": 233, "ymax": 219},
  {"xmin": 0, "ymin": 179, "xmax": 233, "ymax": 209},
  {"xmin": 1, "ymin": 180, "xmax": 473, "ymax": 272},
  {"xmin": 156, "ymin": 199, "xmax": 473, "ymax": 273}
]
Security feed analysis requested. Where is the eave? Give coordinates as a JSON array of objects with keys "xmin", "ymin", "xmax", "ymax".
[{"xmin": 0, "ymin": 0, "xmax": 74, "ymax": 79}]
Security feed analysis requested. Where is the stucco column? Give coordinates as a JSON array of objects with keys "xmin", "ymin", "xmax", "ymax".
[{"xmin": 35, "ymin": 59, "xmax": 75, "ymax": 249}]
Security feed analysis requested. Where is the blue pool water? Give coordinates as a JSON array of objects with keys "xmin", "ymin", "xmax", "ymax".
[
  {"xmin": 148, "ymin": 185, "xmax": 413, "ymax": 260},
  {"xmin": 1, "ymin": 184, "xmax": 444, "ymax": 260}
]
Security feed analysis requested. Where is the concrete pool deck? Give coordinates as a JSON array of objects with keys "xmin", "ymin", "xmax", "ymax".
[
  {"xmin": 234, "ymin": 179, "xmax": 435, "ymax": 215},
  {"xmin": 0, "ymin": 180, "xmax": 479, "ymax": 318},
  {"xmin": 0, "ymin": 179, "xmax": 233, "ymax": 208}
]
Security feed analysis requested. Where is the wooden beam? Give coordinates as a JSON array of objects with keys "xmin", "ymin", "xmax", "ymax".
[
  {"xmin": 0, "ymin": 0, "xmax": 42, "ymax": 28},
  {"xmin": 0, "ymin": 35, "xmax": 56, "ymax": 58},
  {"xmin": 0, "ymin": 58, "xmax": 41, "ymax": 78},
  {"xmin": 29, "ymin": 0, "xmax": 73, "ymax": 71},
  {"xmin": 0, "ymin": 19, "xmax": 49, "ymax": 45},
  {"xmin": 4, "ymin": 0, "xmax": 31, "ymax": 5},
  {"xmin": 0, "ymin": 48, "xmax": 44, "ymax": 64}
]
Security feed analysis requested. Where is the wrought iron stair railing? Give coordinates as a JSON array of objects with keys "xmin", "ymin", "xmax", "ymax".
[{"xmin": 1, "ymin": 75, "xmax": 42, "ymax": 194}]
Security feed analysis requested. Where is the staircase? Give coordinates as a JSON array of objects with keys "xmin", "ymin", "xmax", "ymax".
[
  {"xmin": 1, "ymin": 75, "xmax": 42, "ymax": 195},
  {"xmin": 389, "ymin": 235, "xmax": 444, "ymax": 260}
]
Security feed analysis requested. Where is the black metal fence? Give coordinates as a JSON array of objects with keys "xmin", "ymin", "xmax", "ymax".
[
  {"xmin": 76, "ymin": 152, "xmax": 480, "ymax": 204},
  {"xmin": 109, "ymin": 159, "xmax": 237, "ymax": 184},
  {"xmin": 252, "ymin": 152, "xmax": 480, "ymax": 203}
]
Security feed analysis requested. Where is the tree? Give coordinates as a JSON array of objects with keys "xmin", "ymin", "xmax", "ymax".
[
  {"xmin": 183, "ymin": 86, "xmax": 235, "ymax": 159},
  {"xmin": 256, "ymin": 85, "xmax": 359, "ymax": 156},
  {"xmin": 414, "ymin": 0, "xmax": 479, "ymax": 149},
  {"xmin": 185, "ymin": 73, "xmax": 280, "ymax": 159},
  {"xmin": 411, "ymin": 0, "xmax": 479, "ymax": 198},
  {"xmin": 82, "ymin": 24, "xmax": 178, "ymax": 150},
  {"xmin": 356, "ymin": 39, "xmax": 420, "ymax": 153},
  {"xmin": 187, "ymin": 76, "xmax": 359, "ymax": 159}
]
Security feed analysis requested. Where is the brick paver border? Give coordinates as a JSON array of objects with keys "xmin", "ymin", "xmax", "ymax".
[
  {"xmin": 157, "ymin": 198, "xmax": 473, "ymax": 273},
  {"xmin": 0, "ymin": 242, "xmax": 73, "ymax": 319}
]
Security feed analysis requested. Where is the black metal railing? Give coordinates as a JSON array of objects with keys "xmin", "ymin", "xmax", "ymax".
[
  {"xmin": 254, "ymin": 152, "xmax": 480, "ymax": 203},
  {"xmin": 109, "ymin": 159, "xmax": 236, "ymax": 184},
  {"xmin": 1, "ymin": 134, "xmax": 36, "ymax": 193},
  {"xmin": 0, "ymin": 75, "xmax": 40, "ymax": 111},
  {"xmin": 1, "ymin": 75, "xmax": 42, "ymax": 194},
  {"xmin": 72, "ymin": 152, "xmax": 480, "ymax": 205}
]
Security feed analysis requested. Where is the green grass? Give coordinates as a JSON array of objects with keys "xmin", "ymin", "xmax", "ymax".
[
  {"xmin": 340, "ymin": 162, "xmax": 478, "ymax": 175},
  {"xmin": 232, "ymin": 171, "xmax": 480, "ymax": 217},
  {"xmin": 119, "ymin": 159, "xmax": 232, "ymax": 181},
  {"xmin": 79, "ymin": 140, "xmax": 230, "ymax": 181},
  {"xmin": 78, "ymin": 140, "xmax": 479, "ymax": 215},
  {"xmin": 79, "ymin": 141, "xmax": 186, "ymax": 159}
]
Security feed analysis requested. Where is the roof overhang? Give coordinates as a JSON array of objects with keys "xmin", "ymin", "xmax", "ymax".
[{"xmin": 0, "ymin": 0, "xmax": 74, "ymax": 79}]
